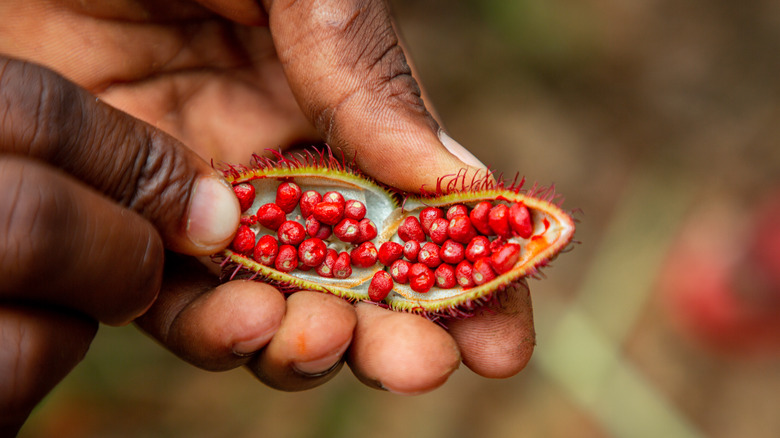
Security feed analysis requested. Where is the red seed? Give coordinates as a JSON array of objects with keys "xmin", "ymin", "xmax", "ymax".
[
  {"xmin": 428, "ymin": 218, "xmax": 450, "ymax": 245},
  {"xmin": 344, "ymin": 199, "xmax": 367, "ymax": 220},
  {"xmin": 276, "ymin": 182, "xmax": 302, "ymax": 214},
  {"xmin": 312, "ymin": 202, "xmax": 344, "ymax": 226},
  {"xmin": 278, "ymin": 220, "xmax": 305, "ymax": 246},
  {"xmin": 418, "ymin": 242, "xmax": 442, "ymax": 268},
  {"xmin": 351, "ymin": 241, "xmax": 378, "ymax": 268},
  {"xmin": 489, "ymin": 236, "xmax": 506, "ymax": 253},
  {"xmin": 448, "ymin": 215, "xmax": 477, "ymax": 244},
  {"xmin": 231, "ymin": 225, "xmax": 256, "ymax": 254},
  {"xmin": 275, "ymin": 244, "xmax": 298, "ymax": 272},
  {"xmin": 240, "ymin": 216, "xmax": 258, "ymax": 226},
  {"xmin": 298, "ymin": 238, "xmax": 328, "ymax": 267},
  {"xmin": 305, "ymin": 215, "xmax": 321, "ymax": 237},
  {"xmin": 333, "ymin": 252, "xmax": 352, "ymax": 278},
  {"xmin": 368, "ymin": 271, "xmax": 394, "ymax": 301},
  {"xmin": 446, "ymin": 204, "xmax": 469, "ymax": 220},
  {"xmin": 313, "ymin": 224, "xmax": 332, "ymax": 240},
  {"xmin": 490, "ymin": 243, "xmax": 521, "ymax": 274},
  {"xmin": 403, "ymin": 240, "xmax": 421, "ymax": 262},
  {"xmin": 356, "ymin": 218, "xmax": 378, "ymax": 243},
  {"xmin": 465, "ymin": 235, "xmax": 491, "ymax": 262},
  {"xmin": 299, "ymin": 190, "xmax": 322, "ymax": 218},
  {"xmin": 390, "ymin": 259, "xmax": 412, "ymax": 284},
  {"xmin": 233, "ymin": 183, "xmax": 255, "ymax": 212},
  {"xmin": 253, "ymin": 235, "xmax": 278, "ymax": 266},
  {"xmin": 509, "ymin": 203, "xmax": 533, "ymax": 239},
  {"xmin": 488, "ymin": 203, "xmax": 512, "ymax": 238},
  {"xmin": 455, "ymin": 260, "xmax": 475, "ymax": 287},
  {"xmin": 316, "ymin": 248, "xmax": 338, "ymax": 278},
  {"xmin": 378, "ymin": 241, "xmax": 404, "ymax": 266},
  {"xmin": 334, "ymin": 218, "xmax": 360, "ymax": 243},
  {"xmin": 440, "ymin": 239, "xmax": 465, "ymax": 265},
  {"xmin": 323, "ymin": 191, "xmax": 345, "ymax": 207},
  {"xmin": 434, "ymin": 264, "xmax": 457, "ymax": 288},
  {"xmin": 256, "ymin": 203, "xmax": 286, "ymax": 230},
  {"xmin": 409, "ymin": 262, "xmax": 428, "ymax": 279},
  {"xmin": 469, "ymin": 201, "xmax": 494, "ymax": 236},
  {"xmin": 398, "ymin": 216, "xmax": 426, "ymax": 242},
  {"xmin": 472, "ymin": 258, "xmax": 496, "ymax": 285},
  {"xmin": 419, "ymin": 207, "xmax": 444, "ymax": 235},
  {"xmin": 409, "ymin": 264, "xmax": 434, "ymax": 293}
]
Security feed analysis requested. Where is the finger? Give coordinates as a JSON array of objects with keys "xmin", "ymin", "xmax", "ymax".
[
  {"xmin": 0, "ymin": 305, "xmax": 96, "ymax": 437},
  {"xmin": 446, "ymin": 281, "xmax": 536, "ymax": 378},
  {"xmin": 0, "ymin": 56, "xmax": 239, "ymax": 255},
  {"xmin": 348, "ymin": 303, "xmax": 460, "ymax": 394},
  {"xmin": 263, "ymin": 0, "xmax": 487, "ymax": 193},
  {"xmin": 248, "ymin": 291, "xmax": 357, "ymax": 391},
  {"xmin": 0, "ymin": 157, "xmax": 162, "ymax": 325},
  {"xmin": 135, "ymin": 255, "xmax": 286, "ymax": 371}
]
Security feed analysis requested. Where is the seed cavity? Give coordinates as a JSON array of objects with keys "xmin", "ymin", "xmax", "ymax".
[{"xmin": 229, "ymin": 179, "xmax": 553, "ymax": 303}]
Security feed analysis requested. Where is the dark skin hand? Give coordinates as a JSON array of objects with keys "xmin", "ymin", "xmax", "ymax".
[{"xmin": 0, "ymin": 0, "xmax": 536, "ymax": 434}]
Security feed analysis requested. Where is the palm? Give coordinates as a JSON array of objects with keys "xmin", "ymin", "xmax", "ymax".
[
  {"xmin": 7, "ymin": 1, "xmax": 318, "ymax": 162},
  {"xmin": 100, "ymin": 26, "xmax": 317, "ymax": 162}
]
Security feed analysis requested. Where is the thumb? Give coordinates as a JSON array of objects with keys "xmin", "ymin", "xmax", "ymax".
[
  {"xmin": 0, "ymin": 56, "xmax": 239, "ymax": 255},
  {"xmin": 263, "ymin": 0, "xmax": 487, "ymax": 193}
]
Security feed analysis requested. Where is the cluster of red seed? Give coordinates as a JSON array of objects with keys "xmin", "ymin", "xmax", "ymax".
[
  {"xmin": 229, "ymin": 181, "xmax": 534, "ymax": 303},
  {"xmin": 230, "ymin": 181, "xmax": 379, "ymax": 281},
  {"xmin": 368, "ymin": 200, "xmax": 534, "ymax": 301}
]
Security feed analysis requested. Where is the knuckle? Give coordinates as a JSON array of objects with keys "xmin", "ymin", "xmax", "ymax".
[
  {"xmin": 368, "ymin": 42, "xmax": 427, "ymax": 116},
  {"xmin": 356, "ymin": 32, "xmax": 429, "ymax": 119},
  {"xmin": 119, "ymin": 129, "xmax": 195, "ymax": 233},
  {"xmin": 0, "ymin": 57, "xmax": 85, "ymax": 160}
]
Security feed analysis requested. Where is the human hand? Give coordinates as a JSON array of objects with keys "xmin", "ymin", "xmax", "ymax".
[
  {"xmin": 1, "ymin": 0, "xmax": 536, "ymax": 432},
  {"xmin": 0, "ymin": 56, "xmax": 242, "ymax": 435}
]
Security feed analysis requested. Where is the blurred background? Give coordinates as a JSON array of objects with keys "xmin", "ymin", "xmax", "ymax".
[{"xmin": 19, "ymin": 0, "xmax": 780, "ymax": 436}]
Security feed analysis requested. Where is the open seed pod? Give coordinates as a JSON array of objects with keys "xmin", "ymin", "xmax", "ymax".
[{"xmin": 216, "ymin": 150, "xmax": 576, "ymax": 317}]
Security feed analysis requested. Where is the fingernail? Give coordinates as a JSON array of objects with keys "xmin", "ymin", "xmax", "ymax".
[
  {"xmin": 232, "ymin": 332, "xmax": 275, "ymax": 357},
  {"xmin": 439, "ymin": 130, "xmax": 487, "ymax": 169},
  {"xmin": 187, "ymin": 176, "xmax": 240, "ymax": 250},
  {"xmin": 292, "ymin": 339, "xmax": 350, "ymax": 376}
]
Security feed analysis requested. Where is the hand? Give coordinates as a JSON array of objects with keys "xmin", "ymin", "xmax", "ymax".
[
  {"xmin": 1, "ymin": 0, "xmax": 536, "ymax": 432},
  {"xmin": 0, "ymin": 56, "xmax": 242, "ymax": 435}
]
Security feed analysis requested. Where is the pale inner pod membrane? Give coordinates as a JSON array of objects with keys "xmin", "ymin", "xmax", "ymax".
[{"xmin": 216, "ymin": 153, "xmax": 576, "ymax": 317}]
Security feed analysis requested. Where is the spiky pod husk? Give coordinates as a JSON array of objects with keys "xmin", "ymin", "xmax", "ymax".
[{"xmin": 214, "ymin": 149, "xmax": 576, "ymax": 319}]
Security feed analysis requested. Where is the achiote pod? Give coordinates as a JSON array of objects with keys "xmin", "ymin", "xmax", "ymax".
[{"xmin": 215, "ymin": 149, "xmax": 576, "ymax": 318}]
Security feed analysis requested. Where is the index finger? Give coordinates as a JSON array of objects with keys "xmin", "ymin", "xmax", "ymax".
[{"xmin": 0, "ymin": 56, "xmax": 239, "ymax": 255}]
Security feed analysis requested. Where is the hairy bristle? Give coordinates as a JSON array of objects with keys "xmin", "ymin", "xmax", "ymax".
[
  {"xmin": 421, "ymin": 167, "xmax": 536, "ymax": 199},
  {"xmin": 216, "ymin": 146, "xmax": 362, "ymax": 181}
]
